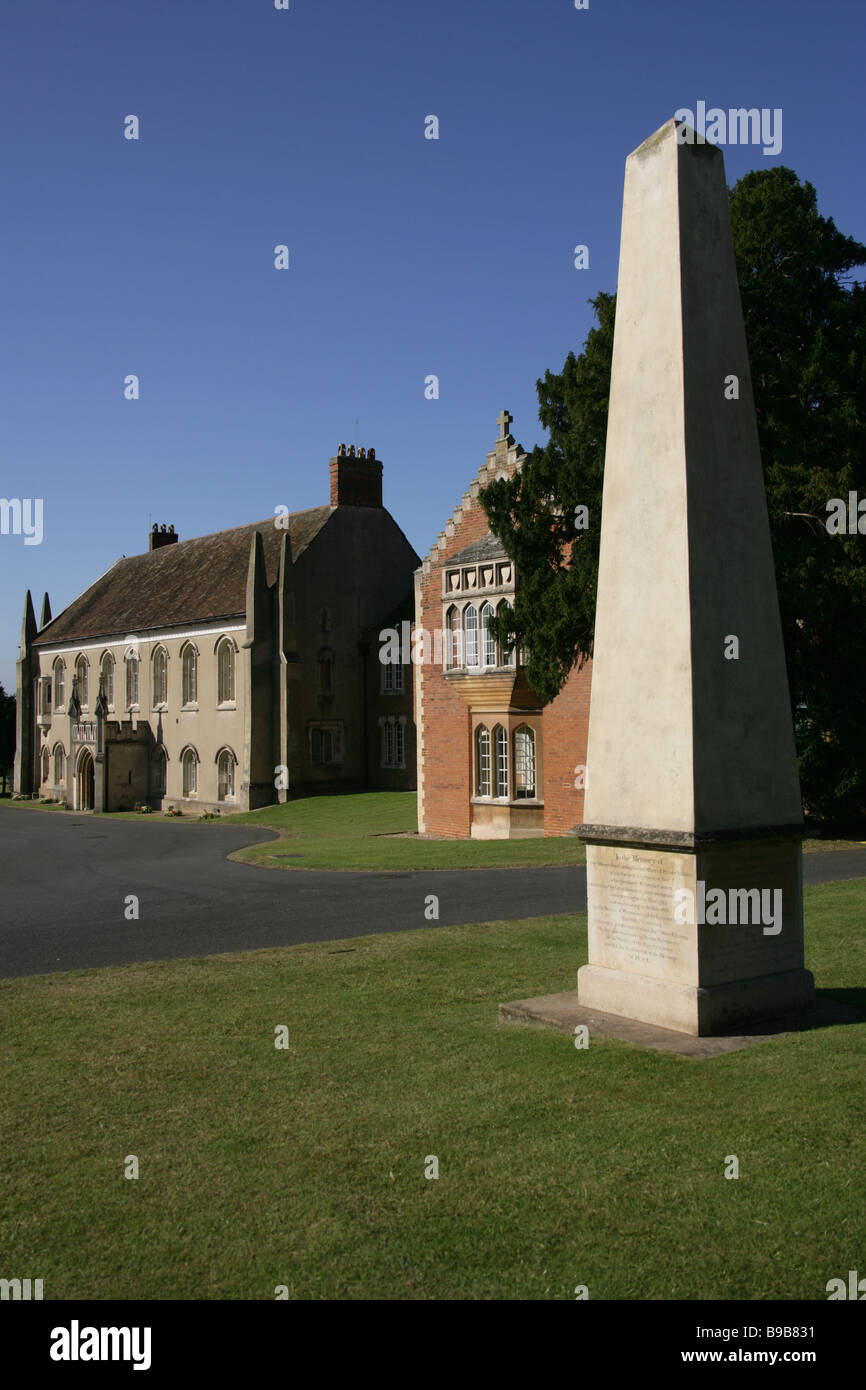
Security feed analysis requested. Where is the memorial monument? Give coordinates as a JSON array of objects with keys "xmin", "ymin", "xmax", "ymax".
[{"xmin": 574, "ymin": 118, "xmax": 814, "ymax": 1036}]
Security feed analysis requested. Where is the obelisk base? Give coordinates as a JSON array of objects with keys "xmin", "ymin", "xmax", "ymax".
[
  {"xmin": 576, "ymin": 837, "xmax": 814, "ymax": 1037},
  {"xmin": 577, "ymin": 963, "xmax": 814, "ymax": 1037}
]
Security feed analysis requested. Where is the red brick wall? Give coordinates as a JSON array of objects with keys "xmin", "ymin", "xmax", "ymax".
[
  {"xmin": 419, "ymin": 445, "xmax": 592, "ymax": 840},
  {"xmin": 418, "ymin": 487, "xmax": 501, "ymax": 838},
  {"xmin": 541, "ymin": 654, "xmax": 592, "ymax": 835}
]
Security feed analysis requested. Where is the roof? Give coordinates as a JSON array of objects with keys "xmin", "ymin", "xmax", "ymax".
[
  {"xmin": 446, "ymin": 531, "xmax": 508, "ymax": 566},
  {"xmin": 33, "ymin": 507, "xmax": 333, "ymax": 647}
]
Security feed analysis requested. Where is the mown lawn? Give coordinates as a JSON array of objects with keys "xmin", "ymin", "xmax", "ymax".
[
  {"xmin": 223, "ymin": 791, "xmax": 588, "ymax": 870},
  {"xmin": 1, "ymin": 877, "xmax": 864, "ymax": 1300}
]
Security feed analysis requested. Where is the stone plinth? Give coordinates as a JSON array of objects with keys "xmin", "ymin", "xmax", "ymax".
[{"xmin": 577, "ymin": 838, "xmax": 812, "ymax": 1034}]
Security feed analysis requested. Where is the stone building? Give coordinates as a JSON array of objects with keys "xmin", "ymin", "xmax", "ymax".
[
  {"xmin": 414, "ymin": 411, "xmax": 592, "ymax": 839},
  {"xmin": 14, "ymin": 446, "xmax": 418, "ymax": 812}
]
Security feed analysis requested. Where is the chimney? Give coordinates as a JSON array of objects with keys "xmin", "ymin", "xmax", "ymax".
[
  {"xmin": 149, "ymin": 523, "xmax": 178, "ymax": 552},
  {"xmin": 329, "ymin": 444, "xmax": 383, "ymax": 508}
]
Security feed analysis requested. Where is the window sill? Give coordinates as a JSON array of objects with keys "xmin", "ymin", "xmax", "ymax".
[
  {"xmin": 181, "ymin": 703, "xmax": 199, "ymax": 712},
  {"xmin": 217, "ymin": 703, "xmax": 237, "ymax": 711}
]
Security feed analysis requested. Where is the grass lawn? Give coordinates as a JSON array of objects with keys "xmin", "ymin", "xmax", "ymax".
[
  {"xmin": 0, "ymin": 792, "xmax": 587, "ymax": 869},
  {"xmin": 1, "ymin": 877, "xmax": 865, "ymax": 1300}
]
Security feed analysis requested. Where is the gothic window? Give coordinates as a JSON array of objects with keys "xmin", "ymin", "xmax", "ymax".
[
  {"xmin": 217, "ymin": 639, "xmax": 235, "ymax": 704},
  {"xmin": 383, "ymin": 657, "xmax": 404, "ymax": 693},
  {"xmin": 494, "ymin": 724, "xmax": 509, "ymax": 798},
  {"xmin": 319, "ymin": 651, "xmax": 333, "ymax": 694},
  {"xmin": 482, "ymin": 603, "xmax": 496, "ymax": 668},
  {"xmin": 54, "ymin": 744, "xmax": 65, "ymax": 785},
  {"xmin": 514, "ymin": 725, "xmax": 536, "ymax": 799},
  {"xmin": 464, "ymin": 605, "xmax": 479, "ymax": 668},
  {"xmin": 152, "ymin": 646, "xmax": 168, "ymax": 708},
  {"xmin": 41, "ymin": 747, "xmax": 50, "ymax": 784},
  {"xmin": 126, "ymin": 654, "xmax": 139, "ymax": 709},
  {"xmin": 40, "ymin": 679, "xmax": 52, "ymax": 715},
  {"xmin": 476, "ymin": 724, "xmax": 491, "ymax": 797},
  {"xmin": 445, "ymin": 605, "xmax": 461, "ymax": 669},
  {"xmin": 497, "ymin": 601, "xmax": 514, "ymax": 667},
  {"xmin": 385, "ymin": 718, "xmax": 394, "ymax": 766},
  {"xmin": 101, "ymin": 652, "xmax": 114, "ymax": 708},
  {"xmin": 182, "ymin": 747, "xmax": 198, "ymax": 797},
  {"xmin": 217, "ymin": 747, "xmax": 236, "ymax": 801},
  {"xmin": 152, "ymin": 746, "xmax": 167, "ymax": 796},
  {"xmin": 76, "ymin": 656, "xmax": 88, "ymax": 708},
  {"xmin": 311, "ymin": 725, "xmax": 341, "ymax": 766},
  {"xmin": 53, "ymin": 659, "xmax": 65, "ymax": 709},
  {"xmin": 182, "ymin": 644, "xmax": 198, "ymax": 705},
  {"xmin": 395, "ymin": 718, "xmax": 405, "ymax": 767}
]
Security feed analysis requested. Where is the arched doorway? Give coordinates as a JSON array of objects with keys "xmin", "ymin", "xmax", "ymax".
[{"xmin": 76, "ymin": 748, "xmax": 95, "ymax": 811}]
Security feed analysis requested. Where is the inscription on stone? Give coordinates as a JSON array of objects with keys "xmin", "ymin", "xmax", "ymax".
[{"xmin": 586, "ymin": 845, "xmax": 696, "ymax": 983}]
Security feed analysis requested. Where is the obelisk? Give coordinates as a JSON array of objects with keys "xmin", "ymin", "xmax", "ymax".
[{"xmin": 575, "ymin": 119, "xmax": 813, "ymax": 1035}]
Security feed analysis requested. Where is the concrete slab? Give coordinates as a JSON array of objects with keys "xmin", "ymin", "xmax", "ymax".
[{"xmin": 498, "ymin": 989, "xmax": 865, "ymax": 1059}]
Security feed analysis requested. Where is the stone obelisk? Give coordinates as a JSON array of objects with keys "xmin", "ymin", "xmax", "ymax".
[{"xmin": 575, "ymin": 119, "xmax": 813, "ymax": 1035}]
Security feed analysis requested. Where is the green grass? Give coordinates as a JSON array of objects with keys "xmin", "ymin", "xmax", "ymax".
[
  {"xmin": 1, "ymin": 878, "xmax": 865, "ymax": 1300},
  {"xmin": 0, "ymin": 791, "xmax": 588, "ymax": 868},
  {"xmin": 224, "ymin": 791, "xmax": 587, "ymax": 870}
]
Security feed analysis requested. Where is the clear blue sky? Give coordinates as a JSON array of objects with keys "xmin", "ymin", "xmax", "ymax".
[{"xmin": 2, "ymin": 0, "xmax": 864, "ymax": 691}]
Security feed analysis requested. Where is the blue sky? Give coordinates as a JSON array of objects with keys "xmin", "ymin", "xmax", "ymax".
[{"xmin": 2, "ymin": 0, "xmax": 864, "ymax": 691}]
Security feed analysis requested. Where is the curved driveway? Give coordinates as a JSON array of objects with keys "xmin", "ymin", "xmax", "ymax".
[{"xmin": 2, "ymin": 809, "xmax": 865, "ymax": 981}]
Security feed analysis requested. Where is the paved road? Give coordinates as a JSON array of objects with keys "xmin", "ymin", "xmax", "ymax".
[
  {"xmin": 2, "ymin": 809, "xmax": 865, "ymax": 981},
  {"xmin": 0, "ymin": 809, "xmax": 586, "ymax": 979}
]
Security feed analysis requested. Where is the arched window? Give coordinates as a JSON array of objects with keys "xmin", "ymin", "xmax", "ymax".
[
  {"xmin": 476, "ymin": 725, "xmax": 491, "ymax": 797},
  {"xmin": 182, "ymin": 644, "xmax": 198, "ymax": 705},
  {"xmin": 101, "ymin": 652, "xmax": 114, "ymax": 708},
  {"xmin": 217, "ymin": 639, "xmax": 235, "ymax": 704},
  {"xmin": 482, "ymin": 603, "xmax": 496, "ymax": 668},
  {"xmin": 41, "ymin": 747, "xmax": 50, "ymax": 784},
  {"xmin": 514, "ymin": 725, "xmax": 536, "ymax": 799},
  {"xmin": 126, "ymin": 654, "xmax": 140, "ymax": 709},
  {"xmin": 152, "ymin": 746, "xmax": 167, "ymax": 796},
  {"xmin": 445, "ymin": 606, "xmax": 462, "ymax": 669},
  {"xmin": 152, "ymin": 646, "xmax": 168, "ymax": 708},
  {"xmin": 217, "ymin": 748, "xmax": 236, "ymax": 801},
  {"xmin": 76, "ymin": 656, "xmax": 88, "ymax": 708},
  {"xmin": 497, "ymin": 601, "xmax": 514, "ymax": 667},
  {"xmin": 464, "ymin": 605, "xmax": 478, "ymax": 668},
  {"xmin": 319, "ymin": 651, "xmax": 333, "ymax": 694},
  {"xmin": 182, "ymin": 747, "xmax": 198, "ymax": 797},
  {"xmin": 54, "ymin": 744, "xmax": 65, "ymax": 785},
  {"xmin": 494, "ymin": 724, "xmax": 509, "ymax": 798},
  {"xmin": 53, "ymin": 659, "xmax": 65, "ymax": 709},
  {"xmin": 320, "ymin": 607, "xmax": 330, "ymax": 632}
]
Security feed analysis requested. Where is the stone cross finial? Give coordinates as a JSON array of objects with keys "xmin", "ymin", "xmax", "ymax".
[{"xmin": 497, "ymin": 409, "xmax": 513, "ymax": 439}]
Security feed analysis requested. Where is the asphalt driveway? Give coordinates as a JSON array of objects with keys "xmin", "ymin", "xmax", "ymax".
[
  {"xmin": 2, "ymin": 809, "xmax": 865, "ymax": 981},
  {"xmin": 0, "ymin": 809, "xmax": 586, "ymax": 979}
]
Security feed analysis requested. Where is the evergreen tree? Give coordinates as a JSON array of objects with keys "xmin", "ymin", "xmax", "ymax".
[{"xmin": 481, "ymin": 168, "xmax": 866, "ymax": 823}]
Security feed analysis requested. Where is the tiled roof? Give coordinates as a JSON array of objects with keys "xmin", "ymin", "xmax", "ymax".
[
  {"xmin": 33, "ymin": 507, "xmax": 333, "ymax": 646},
  {"xmin": 446, "ymin": 531, "xmax": 508, "ymax": 566}
]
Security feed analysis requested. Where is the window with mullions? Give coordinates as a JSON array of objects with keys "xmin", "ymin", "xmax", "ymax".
[
  {"xmin": 494, "ymin": 724, "xmax": 508, "ymax": 797},
  {"xmin": 476, "ymin": 724, "xmax": 491, "ymax": 797},
  {"xmin": 514, "ymin": 725, "xmax": 536, "ymax": 799}
]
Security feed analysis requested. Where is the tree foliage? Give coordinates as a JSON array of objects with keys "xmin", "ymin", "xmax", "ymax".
[{"xmin": 480, "ymin": 168, "xmax": 866, "ymax": 823}]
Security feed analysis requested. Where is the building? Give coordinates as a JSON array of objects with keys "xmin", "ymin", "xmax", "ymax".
[
  {"xmin": 414, "ymin": 411, "xmax": 591, "ymax": 838},
  {"xmin": 14, "ymin": 446, "xmax": 418, "ymax": 812}
]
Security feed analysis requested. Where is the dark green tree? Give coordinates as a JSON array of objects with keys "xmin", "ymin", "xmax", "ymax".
[
  {"xmin": 481, "ymin": 168, "xmax": 866, "ymax": 823},
  {"xmin": 0, "ymin": 683, "xmax": 15, "ymax": 794}
]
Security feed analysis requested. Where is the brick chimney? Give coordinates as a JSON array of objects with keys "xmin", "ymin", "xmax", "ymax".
[
  {"xmin": 149, "ymin": 523, "xmax": 178, "ymax": 551},
  {"xmin": 329, "ymin": 445, "xmax": 383, "ymax": 508}
]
